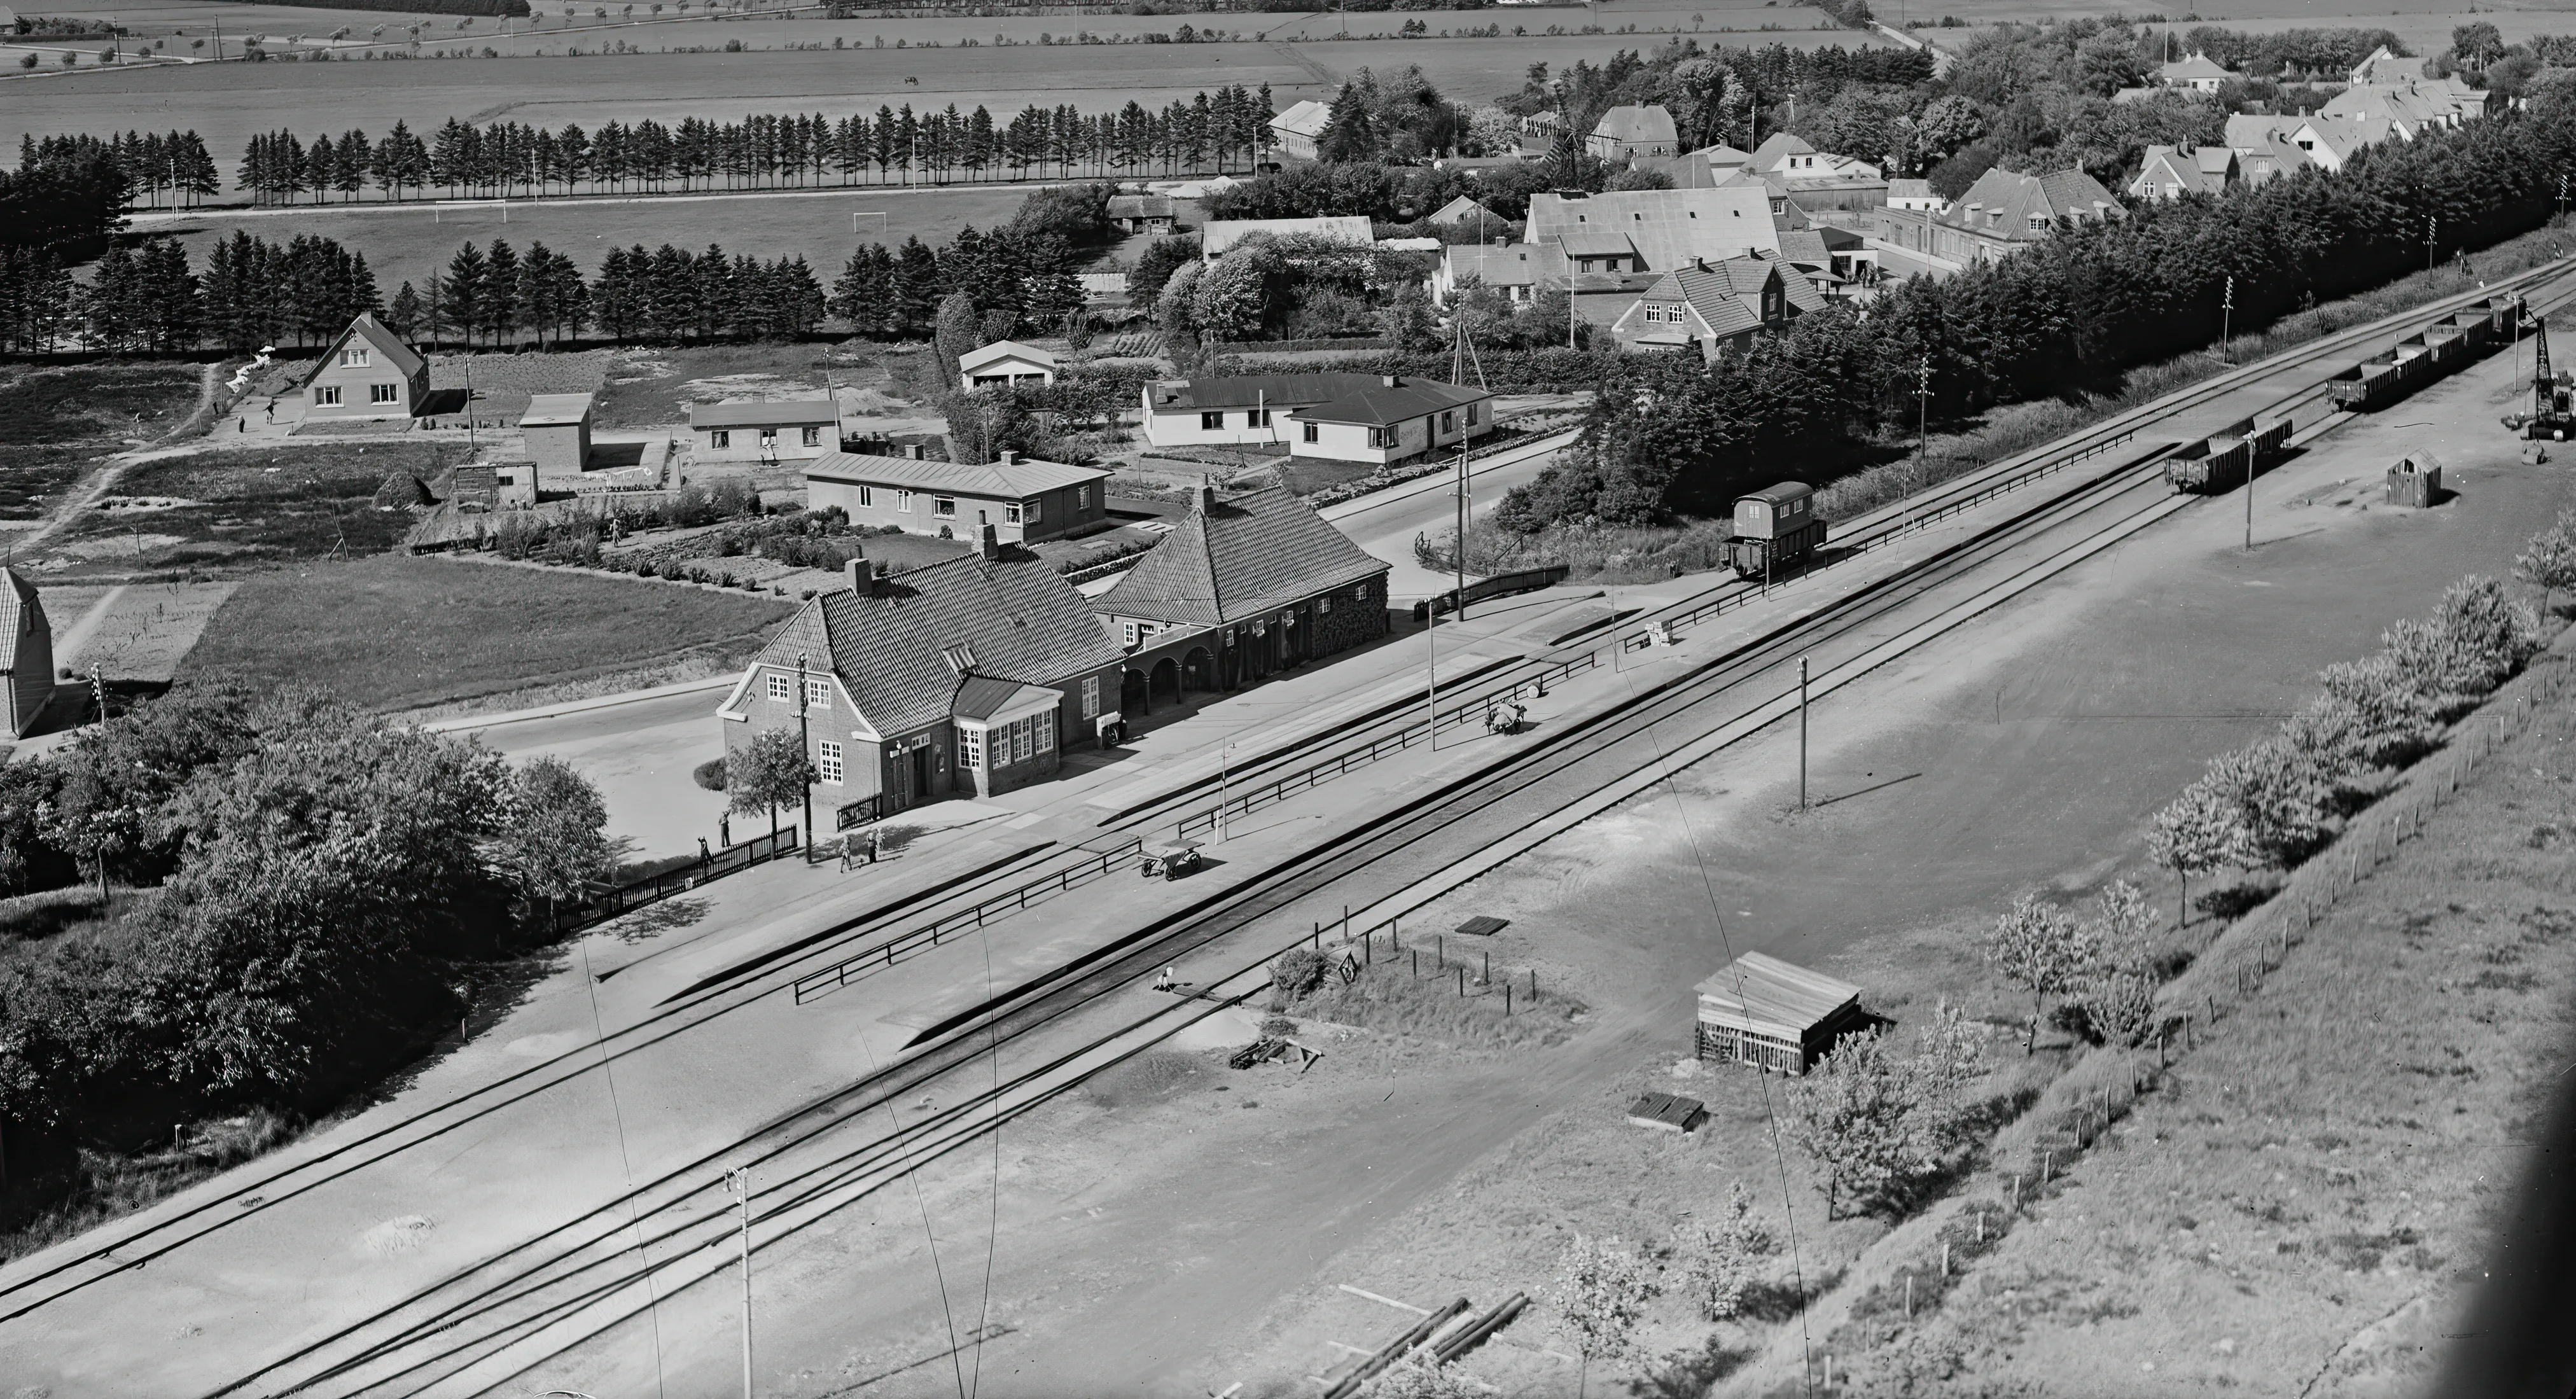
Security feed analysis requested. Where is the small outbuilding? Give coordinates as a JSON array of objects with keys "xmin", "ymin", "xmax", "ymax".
[
  {"xmin": 0, "ymin": 568, "xmax": 53, "ymax": 738},
  {"xmin": 1694, "ymin": 951, "xmax": 1869, "ymax": 1074},
  {"xmin": 960, "ymin": 340, "xmax": 1059, "ymax": 390},
  {"xmin": 520, "ymin": 393, "xmax": 595, "ymax": 482},
  {"xmin": 1626, "ymin": 1092, "xmax": 1708, "ymax": 1133},
  {"xmin": 1107, "ymin": 193, "xmax": 1178, "ymax": 234}
]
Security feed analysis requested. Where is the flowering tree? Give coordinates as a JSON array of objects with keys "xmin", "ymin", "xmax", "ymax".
[
  {"xmin": 1983, "ymin": 894, "xmax": 2093, "ymax": 1054},
  {"xmin": 1674, "ymin": 1181, "xmax": 1777, "ymax": 1320},
  {"xmin": 1551, "ymin": 1234, "xmax": 1659, "ymax": 1396}
]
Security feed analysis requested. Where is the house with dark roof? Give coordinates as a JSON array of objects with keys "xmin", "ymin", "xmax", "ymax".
[
  {"xmin": 1094, "ymin": 485, "xmax": 1391, "ymax": 704},
  {"xmin": 688, "ymin": 398, "xmax": 842, "ymax": 464},
  {"xmin": 1525, "ymin": 188, "xmax": 1781, "ymax": 277},
  {"xmin": 1894, "ymin": 167, "xmax": 2123, "ymax": 267},
  {"xmin": 717, "ymin": 531, "xmax": 1129, "ymax": 814},
  {"xmin": 2129, "ymin": 144, "xmax": 2239, "ymax": 200},
  {"xmin": 1140, "ymin": 373, "xmax": 1493, "ymax": 464},
  {"xmin": 1107, "ymin": 193, "xmax": 1177, "ymax": 234},
  {"xmin": 805, "ymin": 445, "xmax": 1113, "ymax": 544},
  {"xmin": 0, "ymin": 569, "xmax": 52, "ymax": 738},
  {"xmin": 1610, "ymin": 255, "xmax": 1827, "ymax": 360},
  {"xmin": 300, "ymin": 312, "xmax": 429, "ymax": 422},
  {"xmin": 1587, "ymin": 104, "xmax": 1680, "ymax": 161},
  {"xmin": 2222, "ymin": 115, "xmax": 2319, "ymax": 185}
]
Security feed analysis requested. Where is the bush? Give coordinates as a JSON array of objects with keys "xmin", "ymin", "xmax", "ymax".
[
  {"xmin": 692, "ymin": 758, "xmax": 725, "ymax": 791},
  {"xmin": 1270, "ymin": 946, "xmax": 1328, "ymax": 1001}
]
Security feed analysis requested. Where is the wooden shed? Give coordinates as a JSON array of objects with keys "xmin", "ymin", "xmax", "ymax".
[{"xmin": 1694, "ymin": 952, "xmax": 1869, "ymax": 1074}]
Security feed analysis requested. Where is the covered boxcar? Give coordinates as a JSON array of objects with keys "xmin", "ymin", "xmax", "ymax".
[{"xmin": 1727, "ymin": 482, "xmax": 1827, "ymax": 580}]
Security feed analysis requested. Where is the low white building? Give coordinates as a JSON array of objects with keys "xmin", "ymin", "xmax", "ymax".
[
  {"xmin": 1269, "ymin": 99, "xmax": 1332, "ymax": 161},
  {"xmin": 688, "ymin": 398, "xmax": 840, "ymax": 464},
  {"xmin": 1141, "ymin": 372, "xmax": 1493, "ymax": 466},
  {"xmin": 960, "ymin": 340, "xmax": 1059, "ymax": 390}
]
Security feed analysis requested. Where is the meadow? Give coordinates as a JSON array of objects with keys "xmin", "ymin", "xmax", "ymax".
[
  {"xmin": 178, "ymin": 552, "xmax": 791, "ymax": 709},
  {"xmin": 50, "ymin": 442, "xmax": 445, "ymax": 578},
  {"xmin": 0, "ymin": 363, "xmax": 207, "ymax": 520}
]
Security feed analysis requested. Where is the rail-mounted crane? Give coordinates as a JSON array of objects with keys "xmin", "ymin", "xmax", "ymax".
[{"xmin": 2503, "ymin": 311, "xmax": 2576, "ymax": 439}]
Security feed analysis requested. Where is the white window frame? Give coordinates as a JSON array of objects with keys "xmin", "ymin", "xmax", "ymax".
[
  {"xmin": 1012, "ymin": 717, "xmax": 1033, "ymax": 764},
  {"xmin": 370, "ymin": 382, "xmax": 399, "ymax": 404},
  {"xmin": 1034, "ymin": 707, "xmax": 1054, "ymax": 753},
  {"xmin": 343, "ymin": 345, "xmax": 370, "ymax": 366},
  {"xmin": 1076, "ymin": 484, "xmax": 1090, "ymax": 509},
  {"xmin": 959, "ymin": 725, "xmax": 982, "ymax": 768},
  {"xmin": 804, "ymin": 676, "xmax": 832, "ymax": 707},
  {"xmin": 1025, "ymin": 497, "xmax": 1041, "ymax": 523},
  {"xmin": 896, "ymin": 489, "xmax": 913, "ymax": 513},
  {"xmin": 934, "ymin": 496, "xmax": 957, "ymax": 518},
  {"xmin": 1005, "ymin": 501, "xmax": 1024, "ymax": 525},
  {"xmin": 1466, "ymin": 401, "xmax": 1479, "ymax": 426},
  {"xmin": 857, "ymin": 484, "xmax": 874, "ymax": 506},
  {"xmin": 759, "ymin": 427, "xmax": 779, "ymax": 445},
  {"xmin": 800, "ymin": 425, "xmax": 822, "ymax": 447},
  {"xmin": 1200, "ymin": 410, "xmax": 1224, "ymax": 431},
  {"xmin": 316, "ymin": 385, "xmax": 341, "ymax": 406},
  {"xmin": 1302, "ymin": 422, "xmax": 1320, "ymax": 444},
  {"xmin": 767, "ymin": 673, "xmax": 792, "ymax": 702},
  {"xmin": 816, "ymin": 741, "xmax": 844, "ymax": 784},
  {"xmin": 711, "ymin": 429, "xmax": 731, "ymax": 449},
  {"xmin": 1081, "ymin": 676, "xmax": 1099, "ymax": 719}
]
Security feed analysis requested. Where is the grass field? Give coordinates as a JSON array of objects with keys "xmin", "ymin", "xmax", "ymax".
[
  {"xmin": 41, "ymin": 442, "xmax": 447, "ymax": 578},
  {"xmin": 177, "ymin": 552, "xmax": 790, "ymax": 709},
  {"xmin": 0, "ymin": 364, "xmax": 208, "ymax": 522}
]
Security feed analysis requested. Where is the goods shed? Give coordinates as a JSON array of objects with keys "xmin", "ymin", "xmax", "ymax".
[{"xmin": 1694, "ymin": 951, "xmax": 1869, "ymax": 1073}]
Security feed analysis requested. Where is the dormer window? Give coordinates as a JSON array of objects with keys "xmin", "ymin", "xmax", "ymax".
[{"xmin": 942, "ymin": 643, "xmax": 977, "ymax": 673}]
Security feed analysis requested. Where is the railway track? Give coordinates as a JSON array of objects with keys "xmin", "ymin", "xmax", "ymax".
[
  {"xmin": 8, "ymin": 256, "xmax": 2572, "ymax": 1398},
  {"xmin": 207, "ymin": 396, "xmax": 2306, "ymax": 1398}
]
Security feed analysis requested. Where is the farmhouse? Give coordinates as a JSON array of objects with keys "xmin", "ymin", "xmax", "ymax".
[
  {"xmin": 1106, "ymin": 193, "xmax": 1177, "ymax": 233},
  {"xmin": 688, "ymin": 398, "xmax": 840, "ymax": 464},
  {"xmin": 717, "ymin": 534, "xmax": 1127, "ymax": 818},
  {"xmin": 1585, "ymin": 104, "xmax": 1679, "ymax": 161},
  {"xmin": 1524, "ymin": 188, "xmax": 1781, "ymax": 275},
  {"xmin": 1268, "ymin": 99, "xmax": 1333, "ymax": 160},
  {"xmin": 1141, "ymin": 373, "xmax": 1491, "ymax": 464},
  {"xmin": 1694, "ymin": 951, "xmax": 1872, "ymax": 1073},
  {"xmin": 0, "ymin": 569, "xmax": 53, "ymax": 738},
  {"xmin": 960, "ymin": 340, "xmax": 1059, "ymax": 389},
  {"xmin": 299, "ymin": 312, "xmax": 429, "ymax": 422},
  {"xmin": 1201, "ymin": 216, "xmax": 1375, "ymax": 260},
  {"xmin": 1094, "ymin": 485, "xmax": 1391, "ymax": 706},
  {"xmin": 805, "ymin": 445, "xmax": 1111, "ymax": 545},
  {"xmin": 1610, "ymin": 255, "xmax": 1825, "ymax": 360}
]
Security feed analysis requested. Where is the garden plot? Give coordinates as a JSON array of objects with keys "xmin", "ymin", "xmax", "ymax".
[
  {"xmin": 50, "ymin": 581, "xmax": 242, "ymax": 683},
  {"xmin": 426, "ymin": 349, "xmax": 616, "ymax": 424},
  {"xmin": 34, "ymin": 443, "xmax": 445, "ymax": 578}
]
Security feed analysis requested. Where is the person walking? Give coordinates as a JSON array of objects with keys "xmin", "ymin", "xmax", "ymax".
[
  {"xmin": 237, "ymin": 416, "xmax": 246, "ymax": 433},
  {"xmin": 720, "ymin": 812, "xmax": 732, "ymax": 847}
]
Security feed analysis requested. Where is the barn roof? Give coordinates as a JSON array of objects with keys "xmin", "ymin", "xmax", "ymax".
[{"xmin": 1695, "ymin": 951, "xmax": 1862, "ymax": 1040}]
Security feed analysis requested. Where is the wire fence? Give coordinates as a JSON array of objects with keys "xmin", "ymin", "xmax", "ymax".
[{"xmin": 791, "ymin": 836, "xmax": 1145, "ymax": 1005}]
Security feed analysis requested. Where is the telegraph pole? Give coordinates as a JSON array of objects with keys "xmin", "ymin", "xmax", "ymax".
[
  {"xmin": 1797, "ymin": 657, "xmax": 1809, "ymax": 809},
  {"xmin": 2220, "ymin": 273, "xmax": 2234, "ymax": 358},
  {"xmin": 1454, "ymin": 436, "xmax": 1469, "ymax": 621},
  {"xmin": 795, "ymin": 652, "xmax": 814, "ymax": 853},
  {"xmin": 2559, "ymin": 173, "xmax": 2568, "ymax": 223},
  {"xmin": 727, "ymin": 1168, "xmax": 754, "ymax": 1399},
  {"xmin": 2427, "ymin": 212, "xmax": 2439, "ymax": 272},
  {"xmin": 1914, "ymin": 354, "xmax": 1933, "ymax": 449}
]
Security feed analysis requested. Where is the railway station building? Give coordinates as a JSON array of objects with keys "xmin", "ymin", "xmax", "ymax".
[
  {"xmin": 1094, "ymin": 485, "xmax": 1391, "ymax": 713},
  {"xmin": 715, "ymin": 530, "xmax": 1127, "ymax": 823}
]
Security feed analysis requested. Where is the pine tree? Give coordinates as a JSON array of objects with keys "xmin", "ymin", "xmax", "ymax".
[
  {"xmin": 443, "ymin": 241, "xmax": 488, "ymax": 350},
  {"xmin": 386, "ymin": 280, "xmax": 424, "ymax": 338},
  {"xmin": 482, "ymin": 238, "xmax": 522, "ymax": 347}
]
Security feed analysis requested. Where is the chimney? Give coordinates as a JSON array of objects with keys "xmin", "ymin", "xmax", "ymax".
[
  {"xmin": 1195, "ymin": 484, "xmax": 1218, "ymax": 514},
  {"xmin": 844, "ymin": 541, "xmax": 867, "ymax": 595},
  {"xmin": 979, "ymin": 522, "xmax": 1000, "ymax": 560},
  {"xmin": 999, "ymin": 449, "xmax": 1022, "ymax": 466},
  {"xmin": 906, "ymin": 443, "xmax": 926, "ymax": 460}
]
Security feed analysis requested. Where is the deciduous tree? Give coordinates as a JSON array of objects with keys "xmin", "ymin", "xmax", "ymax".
[
  {"xmin": 1982, "ymin": 893, "xmax": 2092, "ymax": 1054},
  {"xmin": 726, "ymin": 729, "xmax": 811, "ymax": 838}
]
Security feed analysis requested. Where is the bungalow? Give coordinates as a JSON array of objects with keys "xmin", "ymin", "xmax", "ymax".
[
  {"xmin": 959, "ymin": 340, "xmax": 1059, "ymax": 389},
  {"xmin": 1269, "ymin": 99, "xmax": 1332, "ymax": 161},
  {"xmin": 0, "ymin": 568, "xmax": 53, "ymax": 738},
  {"xmin": 1107, "ymin": 193, "xmax": 1178, "ymax": 234},
  {"xmin": 688, "ymin": 398, "xmax": 840, "ymax": 464},
  {"xmin": 1587, "ymin": 104, "xmax": 1679, "ymax": 161},
  {"xmin": 1610, "ymin": 254, "xmax": 1826, "ymax": 360},
  {"xmin": 1095, "ymin": 484, "xmax": 1391, "ymax": 704},
  {"xmin": 2155, "ymin": 52, "xmax": 2232, "ymax": 93},
  {"xmin": 717, "ymin": 532, "xmax": 1129, "ymax": 819},
  {"xmin": 2129, "ymin": 144, "xmax": 2239, "ymax": 200},
  {"xmin": 300, "ymin": 312, "xmax": 430, "ymax": 422},
  {"xmin": 1141, "ymin": 373, "xmax": 1493, "ymax": 466},
  {"xmin": 805, "ymin": 445, "xmax": 1112, "ymax": 544}
]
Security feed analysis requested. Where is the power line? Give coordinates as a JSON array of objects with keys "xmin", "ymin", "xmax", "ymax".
[
  {"xmin": 847, "ymin": 994, "xmax": 973, "ymax": 1399},
  {"xmin": 577, "ymin": 934, "xmax": 671, "ymax": 1399}
]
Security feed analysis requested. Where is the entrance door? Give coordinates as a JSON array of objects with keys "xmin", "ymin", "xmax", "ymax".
[{"xmin": 914, "ymin": 745, "xmax": 932, "ymax": 799}]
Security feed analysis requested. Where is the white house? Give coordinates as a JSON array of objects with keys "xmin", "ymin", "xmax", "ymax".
[
  {"xmin": 960, "ymin": 340, "xmax": 1059, "ymax": 390},
  {"xmin": 688, "ymin": 398, "xmax": 841, "ymax": 464},
  {"xmin": 1141, "ymin": 373, "xmax": 1493, "ymax": 465},
  {"xmin": 1887, "ymin": 177, "xmax": 1946, "ymax": 212},
  {"xmin": 2155, "ymin": 52, "xmax": 2232, "ymax": 93},
  {"xmin": 1269, "ymin": 99, "xmax": 1332, "ymax": 161},
  {"xmin": 299, "ymin": 312, "xmax": 429, "ymax": 422}
]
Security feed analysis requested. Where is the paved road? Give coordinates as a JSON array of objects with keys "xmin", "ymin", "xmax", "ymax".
[
  {"xmin": 1322, "ymin": 429, "xmax": 1578, "ymax": 602},
  {"xmin": 459, "ymin": 686, "xmax": 733, "ymax": 860}
]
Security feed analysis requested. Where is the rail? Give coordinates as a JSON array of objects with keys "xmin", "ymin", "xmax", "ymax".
[
  {"xmin": 791, "ymin": 836, "xmax": 1145, "ymax": 1004},
  {"xmin": 561, "ymin": 825, "xmax": 799, "ymax": 932}
]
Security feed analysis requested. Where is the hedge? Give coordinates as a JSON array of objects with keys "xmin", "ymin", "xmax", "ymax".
[{"xmin": 219, "ymin": 0, "xmax": 531, "ymax": 17}]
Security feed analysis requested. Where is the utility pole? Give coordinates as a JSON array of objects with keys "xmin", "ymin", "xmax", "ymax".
[
  {"xmin": 2559, "ymin": 173, "xmax": 2568, "ymax": 223},
  {"xmin": 1797, "ymin": 657, "xmax": 1809, "ymax": 809},
  {"xmin": 1216, "ymin": 740, "xmax": 1233, "ymax": 842},
  {"xmin": 727, "ymin": 1168, "xmax": 754, "ymax": 1399},
  {"xmin": 795, "ymin": 652, "xmax": 814, "ymax": 853},
  {"xmin": 1454, "ymin": 436, "xmax": 1469, "ymax": 620},
  {"xmin": 2427, "ymin": 212, "xmax": 2438, "ymax": 272},
  {"xmin": 1914, "ymin": 354, "xmax": 1932, "ymax": 449},
  {"xmin": 2220, "ymin": 273, "xmax": 2234, "ymax": 358}
]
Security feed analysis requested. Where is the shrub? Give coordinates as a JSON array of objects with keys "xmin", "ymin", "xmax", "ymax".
[
  {"xmin": 1270, "ymin": 946, "xmax": 1328, "ymax": 1001},
  {"xmin": 691, "ymin": 758, "xmax": 725, "ymax": 791}
]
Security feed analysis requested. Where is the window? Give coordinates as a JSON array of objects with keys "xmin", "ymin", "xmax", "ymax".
[
  {"xmin": 759, "ymin": 428, "xmax": 779, "ymax": 445},
  {"xmin": 1368, "ymin": 427, "xmax": 1389, "ymax": 449},
  {"xmin": 933, "ymin": 496, "xmax": 956, "ymax": 518},
  {"xmin": 1013, "ymin": 717, "xmax": 1033, "ymax": 764},
  {"xmin": 1302, "ymin": 422, "xmax": 1319, "ymax": 444},
  {"xmin": 1201, "ymin": 410, "xmax": 1225, "ymax": 431},
  {"xmin": 959, "ymin": 726, "xmax": 982, "ymax": 768},
  {"xmin": 1465, "ymin": 402, "xmax": 1479, "ymax": 427},
  {"xmin": 896, "ymin": 489, "xmax": 913, "ymax": 513},
  {"xmin": 857, "ymin": 485, "xmax": 874, "ymax": 507},
  {"xmin": 767, "ymin": 674, "xmax": 793, "ymax": 702},
  {"xmin": 371, "ymin": 383, "xmax": 399, "ymax": 404},
  {"xmin": 711, "ymin": 430, "xmax": 731, "ymax": 449},
  {"xmin": 1081, "ymin": 676, "xmax": 1099, "ymax": 720},
  {"xmin": 1005, "ymin": 502, "xmax": 1024, "ymax": 525},
  {"xmin": 342, "ymin": 345, "xmax": 370, "ymax": 367},
  {"xmin": 801, "ymin": 426, "xmax": 822, "ymax": 447},
  {"xmin": 805, "ymin": 676, "xmax": 832, "ymax": 707},
  {"xmin": 316, "ymin": 386, "xmax": 342, "ymax": 406},
  {"xmin": 816, "ymin": 741, "xmax": 844, "ymax": 784},
  {"xmin": 1319, "ymin": 595, "xmax": 1332, "ymax": 615},
  {"xmin": 1034, "ymin": 707, "xmax": 1054, "ymax": 754},
  {"xmin": 1076, "ymin": 485, "xmax": 1091, "ymax": 510},
  {"xmin": 1249, "ymin": 408, "xmax": 1271, "ymax": 428},
  {"xmin": 1024, "ymin": 497, "xmax": 1041, "ymax": 523},
  {"xmin": 1440, "ymin": 410, "xmax": 1455, "ymax": 434},
  {"xmin": 1122, "ymin": 621, "xmax": 1140, "ymax": 648}
]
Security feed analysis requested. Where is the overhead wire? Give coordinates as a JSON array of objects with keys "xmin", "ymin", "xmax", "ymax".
[
  {"xmin": 576, "ymin": 932, "xmax": 671, "ymax": 1399},
  {"xmin": 847, "ymin": 997, "xmax": 973, "ymax": 1399}
]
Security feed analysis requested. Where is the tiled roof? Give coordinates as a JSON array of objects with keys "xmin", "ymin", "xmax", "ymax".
[
  {"xmin": 1148, "ymin": 373, "xmax": 1390, "ymax": 414},
  {"xmin": 805, "ymin": 450, "xmax": 1111, "ymax": 498},
  {"xmin": 760, "ymin": 551, "xmax": 1124, "ymax": 736},
  {"xmin": 1526, "ymin": 188, "xmax": 1779, "ymax": 272},
  {"xmin": 1201, "ymin": 216, "xmax": 1374, "ymax": 259},
  {"xmin": 1591, "ymin": 104, "xmax": 1678, "ymax": 148},
  {"xmin": 1643, "ymin": 256, "xmax": 1825, "ymax": 340},
  {"xmin": 298, "ymin": 312, "xmax": 424, "ymax": 391},
  {"xmin": 1443, "ymin": 242, "xmax": 1568, "ymax": 288},
  {"xmin": 519, "ymin": 393, "xmax": 594, "ymax": 426},
  {"xmin": 1287, "ymin": 378, "xmax": 1491, "ymax": 428},
  {"xmin": 689, "ymin": 398, "xmax": 838, "ymax": 428},
  {"xmin": 959, "ymin": 339, "xmax": 1058, "ymax": 373},
  {"xmin": 1939, "ymin": 167, "xmax": 2122, "ymax": 242},
  {"xmin": 1092, "ymin": 485, "xmax": 1390, "ymax": 627}
]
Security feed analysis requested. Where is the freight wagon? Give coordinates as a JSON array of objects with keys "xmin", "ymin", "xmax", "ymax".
[
  {"xmin": 1725, "ymin": 482, "xmax": 1827, "ymax": 580},
  {"xmin": 2164, "ymin": 415, "xmax": 2294, "ymax": 494},
  {"xmin": 2327, "ymin": 296, "xmax": 2518, "ymax": 412}
]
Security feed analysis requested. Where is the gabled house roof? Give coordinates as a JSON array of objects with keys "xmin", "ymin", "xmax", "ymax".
[
  {"xmin": 1427, "ymin": 194, "xmax": 1501, "ymax": 225},
  {"xmin": 297, "ymin": 312, "xmax": 424, "ymax": 390},
  {"xmin": 1442, "ymin": 242, "xmax": 1569, "ymax": 289},
  {"xmin": 1285, "ymin": 376, "xmax": 1489, "ymax": 428},
  {"xmin": 688, "ymin": 398, "xmax": 839, "ymax": 428},
  {"xmin": 755, "ymin": 549, "xmax": 1124, "ymax": 737},
  {"xmin": 1694, "ymin": 951, "xmax": 1861, "ymax": 1041},
  {"xmin": 1092, "ymin": 485, "xmax": 1389, "ymax": 628},
  {"xmin": 1773, "ymin": 227, "xmax": 1861, "ymax": 268},
  {"xmin": 807, "ymin": 449, "xmax": 1110, "ymax": 498},
  {"xmin": 1747, "ymin": 132, "xmax": 1817, "ymax": 170},
  {"xmin": 959, "ymin": 339, "xmax": 1059, "ymax": 373},
  {"xmin": 1636, "ymin": 256, "xmax": 1827, "ymax": 341},
  {"xmin": 0, "ymin": 568, "xmax": 45, "ymax": 671},
  {"xmin": 2157, "ymin": 52, "xmax": 2232, "ymax": 83},
  {"xmin": 1525, "ymin": 187, "xmax": 1780, "ymax": 272},
  {"xmin": 1591, "ymin": 104, "xmax": 1678, "ymax": 148},
  {"xmin": 1938, "ymin": 167, "xmax": 2123, "ymax": 242},
  {"xmin": 1106, "ymin": 193, "xmax": 1176, "ymax": 219},
  {"xmin": 1270, "ymin": 98, "xmax": 1332, "ymax": 139}
]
